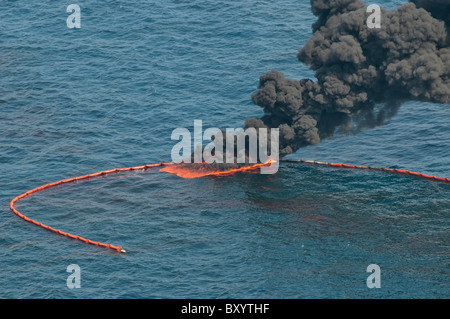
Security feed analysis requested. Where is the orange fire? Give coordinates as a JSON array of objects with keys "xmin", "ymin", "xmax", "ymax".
[{"xmin": 160, "ymin": 159, "xmax": 277, "ymax": 179}]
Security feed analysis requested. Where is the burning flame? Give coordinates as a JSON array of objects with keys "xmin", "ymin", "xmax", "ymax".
[{"xmin": 161, "ymin": 159, "xmax": 277, "ymax": 179}]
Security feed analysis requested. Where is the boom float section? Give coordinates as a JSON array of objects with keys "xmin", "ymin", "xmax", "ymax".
[
  {"xmin": 281, "ymin": 159, "xmax": 450, "ymax": 183},
  {"xmin": 10, "ymin": 160, "xmax": 449, "ymax": 253},
  {"xmin": 9, "ymin": 162, "xmax": 171, "ymax": 254}
]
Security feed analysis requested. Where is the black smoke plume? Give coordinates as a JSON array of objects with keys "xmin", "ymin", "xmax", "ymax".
[{"xmin": 246, "ymin": 0, "xmax": 450, "ymax": 157}]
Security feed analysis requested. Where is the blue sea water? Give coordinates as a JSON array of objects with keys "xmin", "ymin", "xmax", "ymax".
[{"xmin": 0, "ymin": 0, "xmax": 448, "ymax": 298}]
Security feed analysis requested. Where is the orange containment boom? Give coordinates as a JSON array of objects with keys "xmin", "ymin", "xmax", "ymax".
[
  {"xmin": 9, "ymin": 162, "xmax": 171, "ymax": 254},
  {"xmin": 281, "ymin": 159, "xmax": 450, "ymax": 184},
  {"xmin": 10, "ymin": 159, "xmax": 449, "ymax": 254}
]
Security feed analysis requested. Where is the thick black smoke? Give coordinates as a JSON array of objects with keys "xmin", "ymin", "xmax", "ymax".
[
  {"xmin": 411, "ymin": 0, "xmax": 450, "ymax": 44},
  {"xmin": 246, "ymin": 0, "xmax": 450, "ymax": 157}
]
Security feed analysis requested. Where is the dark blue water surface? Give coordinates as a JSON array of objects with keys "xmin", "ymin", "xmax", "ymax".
[{"xmin": 0, "ymin": 0, "xmax": 448, "ymax": 298}]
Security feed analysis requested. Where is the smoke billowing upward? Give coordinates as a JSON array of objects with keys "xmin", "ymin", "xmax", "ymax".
[{"xmin": 246, "ymin": 0, "xmax": 450, "ymax": 157}]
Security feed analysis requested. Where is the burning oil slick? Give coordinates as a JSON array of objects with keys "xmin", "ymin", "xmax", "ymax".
[
  {"xmin": 160, "ymin": 160, "xmax": 276, "ymax": 178},
  {"xmin": 168, "ymin": 119, "xmax": 280, "ymax": 176}
]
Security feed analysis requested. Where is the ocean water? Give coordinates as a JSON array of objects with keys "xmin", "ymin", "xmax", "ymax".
[{"xmin": 0, "ymin": 0, "xmax": 448, "ymax": 299}]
